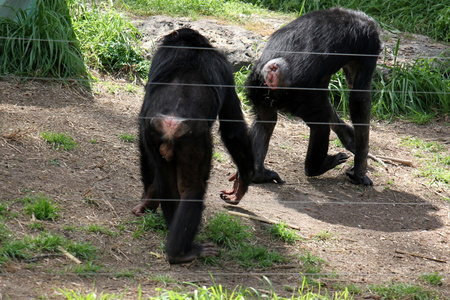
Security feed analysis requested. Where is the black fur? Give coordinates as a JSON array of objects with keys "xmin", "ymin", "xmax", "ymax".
[
  {"xmin": 136, "ymin": 28, "xmax": 254, "ymax": 263},
  {"xmin": 247, "ymin": 7, "xmax": 382, "ymax": 185}
]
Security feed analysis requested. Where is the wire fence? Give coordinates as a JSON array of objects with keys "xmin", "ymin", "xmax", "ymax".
[
  {"xmin": 0, "ymin": 35, "xmax": 449, "ymax": 59},
  {"xmin": 0, "ymin": 34, "xmax": 449, "ymax": 292}
]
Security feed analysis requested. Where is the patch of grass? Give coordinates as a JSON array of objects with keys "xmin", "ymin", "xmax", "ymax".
[
  {"xmin": 372, "ymin": 57, "xmax": 449, "ymax": 121},
  {"xmin": 119, "ymin": 133, "xmax": 135, "ymax": 143},
  {"xmin": 63, "ymin": 225, "xmax": 76, "ymax": 232},
  {"xmin": 28, "ymin": 232, "xmax": 64, "ymax": 251},
  {"xmin": 330, "ymin": 56, "xmax": 450, "ymax": 122},
  {"xmin": 203, "ymin": 212, "xmax": 289, "ymax": 268},
  {"xmin": 83, "ymin": 224, "xmax": 117, "ymax": 236},
  {"xmin": 419, "ymin": 166, "xmax": 449, "ymax": 185},
  {"xmin": 70, "ymin": 1, "xmax": 150, "ymax": 80},
  {"xmin": 114, "ymin": 270, "xmax": 137, "ymax": 279},
  {"xmin": 28, "ymin": 221, "xmax": 45, "ymax": 231},
  {"xmin": 212, "ymin": 151, "xmax": 225, "ymax": 163},
  {"xmin": 0, "ymin": 223, "xmax": 9, "ymax": 242},
  {"xmin": 299, "ymin": 252, "xmax": 327, "ymax": 285},
  {"xmin": 400, "ymin": 136, "xmax": 445, "ymax": 153},
  {"xmin": 1, "ymin": 239, "xmax": 30, "ymax": 260},
  {"xmin": 399, "ymin": 136, "xmax": 449, "ymax": 185},
  {"xmin": 369, "ymin": 282, "xmax": 436, "ymax": 300},
  {"xmin": 233, "ymin": 244, "xmax": 287, "ymax": 268},
  {"xmin": 420, "ymin": 272, "xmax": 444, "ymax": 286},
  {"xmin": 204, "ymin": 212, "xmax": 252, "ymax": 249},
  {"xmin": 133, "ymin": 210, "xmax": 167, "ymax": 238},
  {"xmin": 71, "ymin": 261, "xmax": 103, "ymax": 276},
  {"xmin": 268, "ymin": 222, "xmax": 300, "ymax": 244},
  {"xmin": 0, "ymin": 229, "xmax": 98, "ymax": 267},
  {"xmin": 234, "ymin": 65, "xmax": 253, "ymax": 108},
  {"xmin": 241, "ymin": 0, "xmax": 448, "ymax": 42},
  {"xmin": 23, "ymin": 195, "xmax": 60, "ymax": 221},
  {"xmin": 125, "ymin": 83, "xmax": 138, "ymax": 93},
  {"xmin": 313, "ymin": 230, "xmax": 333, "ymax": 242},
  {"xmin": 48, "ymin": 158, "xmax": 61, "ymax": 166},
  {"xmin": 149, "ymin": 274, "xmax": 178, "ymax": 286},
  {"xmin": 330, "ymin": 138, "xmax": 343, "ymax": 148},
  {"xmin": 0, "ymin": 0, "xmax": 88, "ymax": 82},
  {"xmin": 58, "ymin": 276, "xmax": 356, "ymax": 299},
  {"xmin": 41, "ymin": 131, "xmax": 77, "ymax": 151},
  {"xmin": 116, "ymin": 0, "xmax": 288, "ymax": 25},
  {"xmin": 0, "ymin": 203, "xmax": 9, "ymax": 218},
  {"xmin": 67, "ymin": 241, "xmax": 98, "ymax": 261},
  {"xmin": 59, "ymin": 288, "xmax": 124, "ymax": 300}
]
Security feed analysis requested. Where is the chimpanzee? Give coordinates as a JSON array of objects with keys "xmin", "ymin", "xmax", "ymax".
[
  {"xmin": 246, "ymin": 7, "xmax": 382, "ymax": 186},
  {"xmin": 132, "ymin": 28, "xmax": 254, "ymax": 264}
]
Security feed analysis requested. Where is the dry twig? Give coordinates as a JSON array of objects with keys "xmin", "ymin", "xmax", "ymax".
[
  {"xmin": 395, "ymin": 250, "xmax": 446, "ymax": 263},
  {"xmin": 58, "ymin": 246, "xmax": 82, "ymax": 264},
  {"xmin": 228, "ymin": 210, "xmax": 300, "ymax": 230}
]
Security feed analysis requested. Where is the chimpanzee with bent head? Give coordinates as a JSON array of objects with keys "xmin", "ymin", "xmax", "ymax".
[
  {"xmin": 132, "ymin": 28, "xmax": 254, "ymax": 264},
  {"xmin": 246, "ymin": 7, "xmax": 382, "ymax": 186}
]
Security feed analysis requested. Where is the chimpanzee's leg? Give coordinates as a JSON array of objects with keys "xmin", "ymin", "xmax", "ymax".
[
  {"xmin": 249, "ymin": 102, "xmax": 284, "ymax": 183},
  {"xmin": 303, "ymin": 96, "xmax": 349, "ymax": 177},
  {"xmin": 132, "ymin": 131, "xmax": 160, "ymax": 216},
  {"xmin": 345, "ymin": 60, "xmax": 377, "ymax": 186},
  {"xmin": 164, "ymin": 132, "xmax": 217, "ymax": 264}
]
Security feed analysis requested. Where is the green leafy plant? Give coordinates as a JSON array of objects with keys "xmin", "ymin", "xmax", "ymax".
[
  {"xmin": 0, "ymin": 239, "xmax": 30, "ymax": 260},
  {"xmin": 233, "ymin": 244, "xmax": 287, "ymax": 268},
  {"xmin": 41, "ymin": 131, "xmax": 77, "ymax": 150},
  {"xmin": 71, "ymin": 260, "xmax": 103, "ymax": 276},
  {"xmin": 24, "ymin": 195, "xmax": 60, "ymax": 221},
  {"xmin": 70, "ymin": 1, "xmax": 150, "ymax": 79},
  {"xmin": 83, "ymin": 224, "xmax": 117, "ymax": 236},
  {"xmin": 204, "ymin": 212, "xmax": 252, "ymax": 249},
  {"xmin": 0, "ymin": 0, "xmax": 88, "ymax": 82},
  {"xmin": 133, "ymin": 210, "xmax": 167, "ymax": 238},
  {"xmin": 268, "ymin": 222, "xmax": 300, "ymax": 244},
  {"xmin": 313, "ymin": 230, "xmax": 333, "ymax": 242},
  {"xmin": 29, "ymin": 232, "xmax": 64, "ymax": 251},
  {"xmin": 420, "ymin": 272, "xmax": 444, "ymax": 286},
  {"xmin": 119, "ymin": 133, "xmax": 135, "ymax": 143},
  {"xmin": 66, "ymin": 241, "xmax": 98, "ymax": 261},
  {"xmin": 204, "ymin": 212, "xmax": 288, "ymax": 268},
  {"xmin": 369, "ymin": 282, "xmax": 436, "ymax": 300},
  {"xmin": 212, "ymin": 151, "xmax": 225, "ymax": 162}
]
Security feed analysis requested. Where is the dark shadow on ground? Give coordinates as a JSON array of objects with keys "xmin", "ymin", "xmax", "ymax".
[{"xmin": 252, "ymin": 175, "xmax": 443, "ymax": 232}]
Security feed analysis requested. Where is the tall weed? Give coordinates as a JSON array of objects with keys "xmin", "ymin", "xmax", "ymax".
[{"xmin": 0, "ymin": 0, "xmax": 88, "ymax": 81}]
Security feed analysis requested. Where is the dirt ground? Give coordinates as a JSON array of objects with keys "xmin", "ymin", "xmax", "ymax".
[{"xmin": 0, "ymin": 18, "xmax": 449, "ymax": 300}]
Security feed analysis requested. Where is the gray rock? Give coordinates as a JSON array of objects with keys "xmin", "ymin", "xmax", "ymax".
[{"xmin": 132, "ymin": 16, "xmax": 267, "ymax": 71}]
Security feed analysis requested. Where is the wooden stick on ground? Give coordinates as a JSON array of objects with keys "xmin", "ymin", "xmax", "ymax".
[
  {"xmin": 227, "ymin": 210, "xmax": 300, "ymax": 230},
  {"xmin": 376, "ymin": 155, "xmax": 413, "ymax": 166},
  {"xmin": 368, "ymin": 153, "xmax": 388, "ymax": 170},
  {"xmin": 395, "ymin": 250, "xmax": 446, "ymax": 263},
  {"xmin": 58, "ymin": 246, "xmax": 82, "ymax": 264}
]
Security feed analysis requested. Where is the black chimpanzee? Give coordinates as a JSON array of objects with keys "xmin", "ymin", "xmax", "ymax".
[
  {"xmin": 132, "ymin": 28, "xmax": 254, "ymax": 264},
  {"xmin": 245, "ymin": 7, "xmax": 382, "ymax": 186}
]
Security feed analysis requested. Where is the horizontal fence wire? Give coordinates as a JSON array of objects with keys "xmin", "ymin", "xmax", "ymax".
[
  {"xmin": 0, "ymin": 36, "xmax": 449, "ymax": 60},
  {"xmin": 1, "ymin": 75, "xmax": 449, "ymax": 96},
  {"xmin": 0, "ymin": 271, "xmax": 447, "ymax": 277},
  {"xmin": 0, "ymin": 195, "xmax": 444, "ymax": 206},
  {"xmin": 0, "ymin": 31, "xmax": 449, "ymax": 292}
]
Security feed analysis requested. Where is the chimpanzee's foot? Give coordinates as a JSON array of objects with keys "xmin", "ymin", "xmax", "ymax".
[
  {"xmin": 346, "ymin": 168, "xmax": 373, "ymax": 185},
  {"xmin": 306, "ymin": 153, "xmax": 349, "ymax": 177},
  {"xmin": 252, "ymin": 168, "xmax": 285, "ymax": 184},
  {"xmin": 131, "ymin": 200, "xmax": 160, "ymax": 216},
  {"xmin": 167, "ymin": 243, "xmax": 218, "ymax": 264}
]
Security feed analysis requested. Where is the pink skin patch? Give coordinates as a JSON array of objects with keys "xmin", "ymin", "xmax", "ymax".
[
  {"xmin": 265, "ymin": 64, "xmax": 280, "ymax": 89},
  {"xmin": 160, "ymin": 115, "xmax": 184, "ymax": 140}
]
